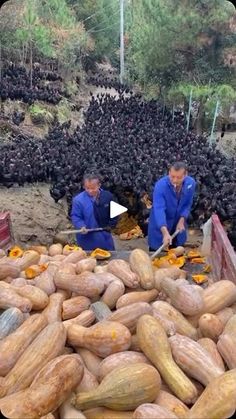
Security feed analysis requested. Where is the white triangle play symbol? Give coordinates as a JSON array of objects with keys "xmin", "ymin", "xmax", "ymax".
[{"xmin": 110, "ymin": 201, "xmax": 127, "ymax": 218}]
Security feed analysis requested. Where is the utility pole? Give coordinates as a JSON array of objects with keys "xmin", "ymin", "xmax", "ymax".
[{"xmin": 120, "ymin": 0, "xmax": 124, "ymax": 84}]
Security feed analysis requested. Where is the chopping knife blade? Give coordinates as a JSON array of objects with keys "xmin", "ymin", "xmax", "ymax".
[{"xmin": 150, "ymin": 230, "xmax": 180, "ymax": 260}]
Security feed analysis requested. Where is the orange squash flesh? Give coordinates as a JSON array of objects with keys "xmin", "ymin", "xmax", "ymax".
[
  {"xmin": 90, "ymin": 249, "xmax": 111, "ymax": 260},
  {"xmin": 9, "ymin": 246, "xmax": 24, "ymax": 259}
]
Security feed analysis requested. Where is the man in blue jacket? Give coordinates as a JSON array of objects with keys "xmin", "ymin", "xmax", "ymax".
[
  {"xmin": 148, "ymin": 162, "xmax": 196, "ymax": 250},
  {"xmin": 71, "ymin": 173, "xmax": 118, "ymax": 251}
]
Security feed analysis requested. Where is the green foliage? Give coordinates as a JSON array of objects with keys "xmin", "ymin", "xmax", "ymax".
[
  {"xmin": 56, "ymin": 98, "xmax": 72, "ymax": 123},
  {"xmin": 29, "ymin": 103, "xmax": 54, "ymax": 125}
]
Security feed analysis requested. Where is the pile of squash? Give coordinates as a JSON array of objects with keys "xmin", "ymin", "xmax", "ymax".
[{"xmin": 0, "ymin": 244, "xmax": 236, "ymax": 419}]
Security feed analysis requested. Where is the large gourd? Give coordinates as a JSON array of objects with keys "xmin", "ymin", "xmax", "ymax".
[
  {"xmin": 197, "ymin": 338, "xmax": 225, "ymax": 371},
  {"xmin": 198, "ymin": 313, "xmax": 223, "ymax": 341},
  {"xmin": 72, "ymin": 363, "xmax": 161, "ymax": 411},
  {"xmin": 107, "ymin": 302, "xmax": 152, "ymax": 333},
  {"xmin": 155, "ymin": 390, "xmax": 189, "ymax": 418},
  {"xmin": 129, "ymin": 249, "xmax": 154, "ymax": 289},
  {"xmin": 43, "ymin": 291, "xmax": 68, "ymax": 323},
  {"xmin": 0, "ymin": 322, "xmax": 66, "ymax": 397},
  {"xmin": 160, "ymin": 277, "xmax": 204, "ymax": 316},
  {"xmin": 136, "ymin": 315, "xmax": 198, "ymax": 404},
  {"xmin": 202, "ymin": 280, "xmax": 236, "ymax": 314},
  {"xmin": 0, "ymin": 313, "xmax": 47, "ymax": 376},
  {"xmin": 55, "ymin": 271, "xmax": 104, "ymax": 298},
  {"xmin": 0, "ymin": 285, "xmax": 32, "ymax": 312},
  {"xmin": 107, "ymin": 260, "xmax": 139, "ymax": 288},
  {"xmin": 152, "ymin": 301, "xmax": 198, "ymax": 340},
  {"xmin": 169, "ymin": 334, "xmax": 224, "ymax": 386},
  {"xmin": 0, "ymin": 355, "xmax": 84, "ymax": 419},
  {"xmin": 133, "ymin": 403, "xmax": 178, "ymax": 418},
  {"xmin": 67, "ymin": 321, "xmax": 131, "ymax": 357},
  {"xmin": 188, "ymin": 369, "xmax": 236, "ymax": 419},
  {"xmin": 116, "ymin": 289, "xmax": 158, "ymax": 308},
  {"xmin": 62, "ymin": 296, "xmax": 91, "ymax": 320},
  {"xmin": 98, "ymin": 351, "xmax": 150, "ymax": 382},
  {"xmin": 101, "ymin": 279, "xmax": 125, "ymax": 309}
]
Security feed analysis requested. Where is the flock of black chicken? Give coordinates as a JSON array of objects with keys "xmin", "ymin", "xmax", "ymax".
[
  {"xmin": 0, "ymin": 64, "xmax": 63, "ymax": 105},
  {"xmin": 0, "ymin": 66, "xmax": 235, "ymax": 248}
]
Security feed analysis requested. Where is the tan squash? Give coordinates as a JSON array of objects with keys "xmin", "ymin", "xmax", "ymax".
[
  {"xmin": 133, "ymin": 403, "xmax": 178, "ymax": 418},
  {"xmin": 11, "ymin": 277, "xmax": 28, "ymax": 286},
  {"xmin": 49, "ymin": 243, "xmax": 63, "ymax": 256},
  {"xmin": 54, "ymin": 271, "xmax": 105, "ymax": 298},
  {"xmin": 94, "ymin": 265, "xmax": 108, "ymax": 274},
  {"xmin": 67, "ymin": 321, "xmax": 131, "ymax": 357},
  {"xmin": 198, "ymin": 338, "xmax": 225, "ymax": 371},
  {"xmin": 0, "ymin": 285, "xmax": 32, "ymax": 312},
  {"xmin": 0, "ymin": 322, "xmax": 66, "ymax": 397},
  {"xmin": 198, "ymin": 313, "xmax": 224, "ymax": 341},
  {"xmin": 155, "ymin": 390, "xmax": 189, "ymax": 418},
  {"xmin": 83, "ymin": 408, "xmax": 133, "ymax": 419},
  {"xmin": 0, "ymin": 355, "xmax": 84, "ymax": 419},
  {"xmin": 61, "ymin": 249, "xmax": 87, "ymax": 265},
  {"xmin": 0, "ymin": 313, "xmax": 47, "ymax": 377},
  {"xmin": 130, "ymin": 334, "xmax": 142, "ymax": 352},
  {"xmin": 116, "ymin": 289, "xmax": 158, "ymax": 308},
  {"xmin": 107, "ymin": 259, "xmax": 139, "ymax": 288},
  {"xmin": 222, "ymin": 313, "xmax": 236, "ymax": 337},
  {"xmin": 34, "ymin": 262, "xmax": 58, "ymax": 295},
  {"xmin": 76, "ymin": 258, "xmax": 97, "ymax": 274},
  {"xmin": 152, "ymin": 309, "xmax": 176, "ymax": 336},
  {"xmin": 152, "ymin": 301, "xmax": 198, "ymax": 340},
  {"xmin": 95, "ymin": 272, "xmax": 119, "ymax": 288},
  {"xmin": 101, "ymin": 279, "xmax": 125, "ymax": 309},
  {"xmin": 129, "ymin": 249, "xmax": 154, "ymax": 289},
  {"xmin": 76, "ymin": 366, "xmax": 99, "ymax": 392},
  {"xmin": 188, "ymin": 369, "xmax": 236, "ymax": 419},
  {"xmin": 63, "ymin": 309, "xmax": 96, "ymax": 329},
  {"xmin": 0, "ymin": 263, "xmax": 20, "ymax": 280},
  {"xmin": 12, "ymin": 284, "xmax": 49, "ymax": 311},
  {"xmin": 43, "ymin": 291, "xmax": 68, "ymax": 323},
  {"xmin": 28, "ymin": 245, "xmax": 48, "ymax": 255},
  {"xmin": 72, "ymin": 363, "xmax": 161, "ymax": 411},
  {"xmin": 62, "ymin": 296, "xmax": 91, "ymax": 320},
  {"xmin": 0, "ymin": 249, "xmax": 6, "ymax": 258},
  {"xmin": 98, "ymin": 351, "xmax": 150, "ymax": 382},
  {"xmin": 203, "ymin": 280, "xmax": 236, "ymax": 313},
  {"xmin": 160, "ymin": 277, "xmax": 204, "ymax": 316},
  {"xmin": 77, "ymin": 348, "xmax": 103, "ymax": 379},
  {"xmin": 62, "ymin": 244, "xmax": 82, "ymax": 256},
  {"xmin": 137, "ymin": 315, "xmax": 198, "ymax": 404},
  {"xmin": 215, "ymin": 307, "xmax": 234, "ymax": 327},
  {"xmin": 60, "ymin": 398, "xmax": 86, "ymax": 419},
  {"xmin": 14, "ymin": 250, "xmax": 40, "ymax": 271},
  {"xmin": 169, "ymin": 334, "xmax": 224, "ymax": 386},
  {"xmin": 107, "ymin": 302, "xmax": 152, "ymax": 333},
  {"xmin": 154, "ymin": 267, "xmax": 186, "ymax": 291},
  {"xmin": 217, "ymin": 333, "xmax": 236, "ymax": 369}
]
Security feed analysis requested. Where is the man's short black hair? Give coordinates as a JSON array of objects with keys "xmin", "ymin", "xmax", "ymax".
[
  {"xmin": 83, "ymin": 172, "xmax": 102, "ymax": 183},
  {"xmin": 169, "ymin": 161, "xmax": 187, "ymax": 171}
]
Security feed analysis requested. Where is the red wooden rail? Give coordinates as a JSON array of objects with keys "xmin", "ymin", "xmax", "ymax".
[
  {"xmin": 211, "ymin": 214, "xmax": 236, "ymax": 283},
  {"xmin": 0, "ymin": 212, "xmax": 14, "ymax": 250}
]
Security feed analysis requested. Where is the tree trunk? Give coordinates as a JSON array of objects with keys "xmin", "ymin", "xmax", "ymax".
[
  {"xmin": 30, "ymin": 40, "xmax": 33, "ymax": 89},
  {"xmin": 195, "ymin": 102, "xmax": 205, "ymax": 135}
]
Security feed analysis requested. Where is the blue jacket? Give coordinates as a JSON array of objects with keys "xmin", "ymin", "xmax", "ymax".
[
  {"xmin": 71, "ymin": 189, "xmax": 118, "ymax": 251},
  {"xmin": 148, "ymin": 176, "xmax": 196, "ymax": 249}
]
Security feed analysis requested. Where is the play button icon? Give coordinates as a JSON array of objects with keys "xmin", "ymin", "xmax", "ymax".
[{"xmin": 110, "ymin": 201, "xmax": 128, "ymax": 218}]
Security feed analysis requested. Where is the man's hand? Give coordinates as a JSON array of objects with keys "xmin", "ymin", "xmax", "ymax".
[
  {"xmin": 163, "ymin": 231, "xmax": 172, "ymax": 247},
  {"xmin": 79, "ymin": 227, "xmax": 88, "ymax": 235},
  {"xmin": 176, "ymin": 217, "xmax": 185, "ymax": 232}
]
